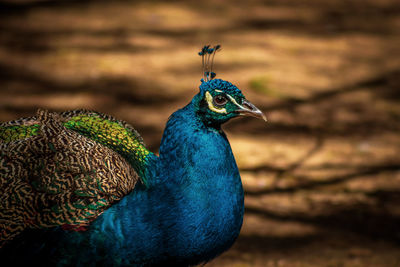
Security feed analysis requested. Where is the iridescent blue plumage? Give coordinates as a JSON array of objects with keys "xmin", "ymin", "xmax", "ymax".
[{"xmin": 0, "ymin": 46, "xmax": 266, "ymax": 266}]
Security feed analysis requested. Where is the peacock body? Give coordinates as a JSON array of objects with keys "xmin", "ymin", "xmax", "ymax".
[{"xmin": 0, "ymin": 46, "xmax": 266, "ymax": 266}]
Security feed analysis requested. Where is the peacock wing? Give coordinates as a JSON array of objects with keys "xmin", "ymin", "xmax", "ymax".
[{"xmin": 0, "ymin": 110, "xmax": 149, "ymax": 247}]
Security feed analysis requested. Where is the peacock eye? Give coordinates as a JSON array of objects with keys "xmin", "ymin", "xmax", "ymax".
[{"xmin": 213, "ymin": 95, "xmax": 228, "ymax": 107}]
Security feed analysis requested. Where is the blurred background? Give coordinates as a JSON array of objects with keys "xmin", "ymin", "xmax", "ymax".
[{"xmin": 1, "ymin": 0, "xmax": 400, "ymax": 266}]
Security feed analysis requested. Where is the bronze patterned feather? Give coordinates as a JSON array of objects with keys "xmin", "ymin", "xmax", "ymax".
[{"xmin": 0, "ymin": 110, "xmax": 140, "ymax": 247}]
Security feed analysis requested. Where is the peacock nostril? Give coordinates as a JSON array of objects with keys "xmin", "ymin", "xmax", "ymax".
[{"xmin": 242, "ymin": 102, "xmax": 253, "ymax": 110}]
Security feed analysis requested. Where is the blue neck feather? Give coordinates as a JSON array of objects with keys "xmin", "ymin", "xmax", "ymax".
[{"xmin": 2, "ymin": 97, "xmax": 244, "ymax": 266}]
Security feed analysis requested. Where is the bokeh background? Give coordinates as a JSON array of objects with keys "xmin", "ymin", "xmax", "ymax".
[{"xmin": 1, "ymin": 0, "xmax": 400, "ymax": 266}]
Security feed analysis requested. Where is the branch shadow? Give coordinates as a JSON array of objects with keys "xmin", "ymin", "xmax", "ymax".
[
  {"xmin": 244, "ymin": 163, "xmax": 400, "ymax": 195},
  {"xmin": 230, "ymin": 234, "xmax": 320, "ymax": 256},
  {"xmin": 239, "ymin": 7, "xmax": 400, "ymax": 36},
  {"xmin": 245, "ymin": 202, "xmax": 400, "ymax": 244},
  {"xmin": 0, "ymin": 61, "xmax": 178, "ymax": 106},
  {"xmin": 262, "ymin": 69, "xmax": 400, "ymax": 112}
]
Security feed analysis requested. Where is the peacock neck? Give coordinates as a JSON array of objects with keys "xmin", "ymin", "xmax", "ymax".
[
  {"xmin": 155, "ymin": 99, "xmax": 244, "ymax": 263},
  {"xmin": 158, "ymin": 97, "xmax": 228, "ymax": 184}
]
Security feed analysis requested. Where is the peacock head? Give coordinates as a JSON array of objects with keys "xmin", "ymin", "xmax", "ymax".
[{"xmin": 194, "ymin": 45, "xmax": 266, "ymax": 127}]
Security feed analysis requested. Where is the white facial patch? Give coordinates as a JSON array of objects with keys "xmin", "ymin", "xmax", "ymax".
[
  {"xmin": 226, "ymin": 94, "xmax": 245, "ymax": 110},
  {"xmin": 205, "ymin": 91, "xmax": 227, "ymax": 114}
]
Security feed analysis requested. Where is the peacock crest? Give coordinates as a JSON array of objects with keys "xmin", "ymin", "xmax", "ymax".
[{"xmin": 199, "ymin": 44, "xmax": 221, "ymax": 82}]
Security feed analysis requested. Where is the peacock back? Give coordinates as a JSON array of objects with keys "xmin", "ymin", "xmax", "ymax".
[{"xmin": 0, "ymin": 109, "xmax": 151, "ymax": 247}]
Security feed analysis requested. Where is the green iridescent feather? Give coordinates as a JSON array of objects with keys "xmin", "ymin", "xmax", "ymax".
[
  {"xmin": 63, "ymin": 114, "xmax": 151, "ymax": 178},
  {"xmin": 0, "ymin": 124, "xmax": 40, "ymax": 142}
]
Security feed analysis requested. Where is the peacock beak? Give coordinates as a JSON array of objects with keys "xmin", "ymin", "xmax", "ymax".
[{"xmin": 237, "ymin": 99, "xmax": 267, "ymax": 121}]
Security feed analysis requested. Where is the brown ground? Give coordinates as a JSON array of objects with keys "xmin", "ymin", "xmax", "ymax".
[{"xmin": 1, "ymin": 0, "xmax": 400, "ymax": 266}]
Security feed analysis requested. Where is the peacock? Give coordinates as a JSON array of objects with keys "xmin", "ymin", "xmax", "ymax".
[{"xmin": 0, "ymin": 45, "xmax": 266, "ymax": 266}]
